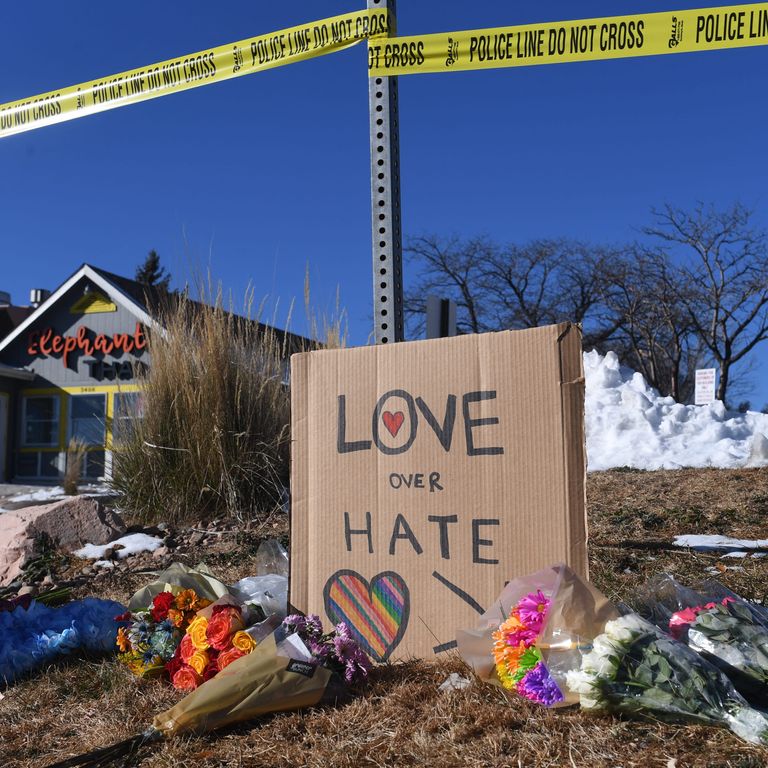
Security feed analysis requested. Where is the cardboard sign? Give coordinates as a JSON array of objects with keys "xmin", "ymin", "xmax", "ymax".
[
  {"xmin": 694, "ymin": 368, "xmax": 717, "ymax": 405},
  {"xmin": 290, "ymin": 323, "xmax": 587, "ymax": 661}
]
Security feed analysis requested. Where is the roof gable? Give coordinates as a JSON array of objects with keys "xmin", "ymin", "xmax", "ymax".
[{"xmin": 0, "ymin": 264, "xmax": 158, "ymax": 355}]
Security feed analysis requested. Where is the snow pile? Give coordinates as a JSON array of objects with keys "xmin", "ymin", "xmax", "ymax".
[
  {"xmin": 584, "ymin": 350, "xmax": 768, "ymax": 471},
  {"xmin": 74, "ymin": 532, "xmax": 163, "ymax": 560}
]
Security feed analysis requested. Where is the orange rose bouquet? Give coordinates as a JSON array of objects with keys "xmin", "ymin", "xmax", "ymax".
[{"xmin": 168, "ymin": 602, "xmax": 260, "ymax": 690}]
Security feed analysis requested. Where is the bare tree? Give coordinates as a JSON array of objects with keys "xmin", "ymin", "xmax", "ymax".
[
  {"xmin": 600, "ymin": 249, "xmax": 706, "ymax": 401},
  {"xmin": 482, "ymin": 239, "xmax": 619, "ymax": 348},
  {"xmin": 644, "ymin": 203, "xmax": 768, "ymax": 403},
  {"xmin": 405, "ymin": 205, "xmax": 768, "ymax": 406},
  {"xmin": 404, "ymin": 235, "xmax": 495, "ymax": 335},
  {"xmin": 404, "ymin": 235, "xmax": 618, "ymax": 342}
]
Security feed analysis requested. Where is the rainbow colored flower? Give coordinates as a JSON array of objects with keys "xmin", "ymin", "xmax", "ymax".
[{"xmin": 491, "ymin": 590, "xmax": 564, "ymax": 706}]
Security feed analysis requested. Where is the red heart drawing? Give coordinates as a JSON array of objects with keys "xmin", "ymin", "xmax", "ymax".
[{"xmin": 382, "ymin": 411, "xmax": 405, "ymax": 438}]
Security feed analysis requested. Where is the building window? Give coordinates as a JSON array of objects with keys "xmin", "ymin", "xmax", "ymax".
[
  {"xmin": 82, "ymin": 450, "xmax": 105, "ymax": 480},
  {"xmin": 16, "ymin": 451, "xmax": 60, "ymax": 479},
  {"xmin": 69, "ymin": 394, "xmax": 106, "ymax": 446},
  {"xmin": 112, "ymin": 391, "xmax": 143, "ymax": 445},
  {"xmin": 22, "ymin": 396, "xmax": 60, "ymax": 447}
]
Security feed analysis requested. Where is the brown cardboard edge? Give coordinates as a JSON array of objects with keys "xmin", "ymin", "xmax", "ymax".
[
  {"xmin": 288, "ymin": 351, "xmax": 310, "ymax": 614},
  {"xmin": 557, "ymin": 324, "xmax": 588, "ymax": 578}
]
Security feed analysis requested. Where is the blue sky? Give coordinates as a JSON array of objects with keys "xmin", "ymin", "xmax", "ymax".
[{"xmin": 1, "ymin": 1, "xmax": 767, "ymax": 407}]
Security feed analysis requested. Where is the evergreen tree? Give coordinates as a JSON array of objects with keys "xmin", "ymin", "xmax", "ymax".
[{"xmin": 135, "ymin": 249, "xmax": 171, "ymax": 291}]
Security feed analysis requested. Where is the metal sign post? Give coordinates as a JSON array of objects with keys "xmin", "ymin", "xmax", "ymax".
[{"xmin": 368, "ymin": 0, "xmax": 404, "ymax": 344}]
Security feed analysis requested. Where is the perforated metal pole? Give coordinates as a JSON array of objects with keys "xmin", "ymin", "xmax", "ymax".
[{"xmin": 368, "ymin": 0, "xmax": 403, "ymax": 344}]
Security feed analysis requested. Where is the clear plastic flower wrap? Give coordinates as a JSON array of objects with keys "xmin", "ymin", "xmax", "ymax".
[
  {"xmin": 566, "ymin": 613, "xmax": 768, "ymax": 745},
  {"xmin": 630, "ymin": 574, "xmax": 768, "ymax": 705},
  {"xmin": 456, "ymin": 563, "xmax": 619, "ymax": 707}
]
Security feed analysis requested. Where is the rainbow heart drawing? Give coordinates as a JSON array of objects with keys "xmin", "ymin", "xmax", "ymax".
[{"xmin": 323, "ymin": 570, "xmax": 410, "ymax": 662}]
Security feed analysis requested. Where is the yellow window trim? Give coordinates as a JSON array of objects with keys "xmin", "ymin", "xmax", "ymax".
[
  {"xmin": 22, "ymin": 384, "xmax": 141, "ymax": 396},
  {"xmin": 20, "ymin": 384, "xmax": 142, "ymax": 451},
  {"xmin": 19, "ymin": 446, "xmax": 104, "ymax": 454}
]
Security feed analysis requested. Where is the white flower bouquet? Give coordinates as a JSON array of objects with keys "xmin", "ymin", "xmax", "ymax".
[{"xmin": 566, "ymin": 613, "xmax": 768, "ymax": 745}]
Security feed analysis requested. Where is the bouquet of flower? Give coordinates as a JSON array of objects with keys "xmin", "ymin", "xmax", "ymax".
[
  {"xmin": 632, "ymin": 574, "xmax": 768, "ymax": 704},
  {"xmin": 153, "ymin": 612, "xmax": 371, "ymax": 737},
  {"xmin": 115, "ymin": 588, "xmax": 211, "ymax": 678},
  {"xmin": 566, "ymin": 613, "xmax": 768, "ymax": 745},
  {"xmin": 1, "ymin": 597, "xmax": 126, "ymax": 685},
  {"xmin": 48, "ymin": 614, "xmax": 372, "ymax": 767},
  {"xmin": 281, "ymin": 613, "xmax": 372, "ymax": 684},
  {"xmin": 126, "ymin": 563, "xmax": 229, "ymax": 613},
  {"xmin": 167, "ymin": 600, "xmax": 261, "ymax": 690},
  {"xmin": 491, "ymin": 589, "xmax": 564, "ymax": 705},
  {"xmin": 457, "ymin": 564, "xmax": 619, "ymax": 708}
]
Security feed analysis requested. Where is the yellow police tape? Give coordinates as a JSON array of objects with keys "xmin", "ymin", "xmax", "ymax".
[
  {"xmin": 2, "ymin": 5, "xmax": 767, "ymax": 139},
  {"xmin": 0, "ymin": 9, "xmax": 391, "ymax": 139},
  {"xmin": 367, "ymin": 3, "xmax": 768, "ymax": 75}
]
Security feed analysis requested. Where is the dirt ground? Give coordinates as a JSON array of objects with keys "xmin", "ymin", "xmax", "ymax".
[{"xmin": 2, "ymin": 468, "xmax": 768, "ymax": 767}]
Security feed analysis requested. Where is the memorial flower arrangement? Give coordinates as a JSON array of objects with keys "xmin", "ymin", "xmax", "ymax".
[
  {"xmin": 48, "ymin": 613, "xmax": 373, "ymax": 767},
  {"xmin": 0, "ymin": 597, "xmax": 126, "ymax": 684},
  {"xmin": 115, "ymin": 588, "xmax": 211, "ymax": 678},
  {"xmin": 566, "ymin": 614, "xmax": 768, "ymax": 745},
  {"xmin": 669, "ymin": 597, "xmax": 768, "ymax": 696},
  {"xmin": 167, "ymin": 602, "xmax": 260, "ymax": 690},
  {"xmin": 491, "ymin": 589, "xmax": 564, "ymax": 706},
  {"xmin": 669, "ymin": 595, "xmax": 736, "ymax": 639},
  {"xmin": 457, "ymin": 564, "xmax": 619, "ymax": 709},
  {"xmin": 632, "ymin": 575, "xmax": 768, "ymax": 703},
  {"xmin": 282, "ymin": 613, "xmax": 372, "ymax": 684}
]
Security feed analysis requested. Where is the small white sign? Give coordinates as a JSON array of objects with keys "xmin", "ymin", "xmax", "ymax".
[{"xmin": 695, "ymin": 368, "xmax": 717, "ymax": 405}]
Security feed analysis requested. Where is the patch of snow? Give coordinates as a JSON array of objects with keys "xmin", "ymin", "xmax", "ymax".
[
  {"xmin": 10, "ymin": 486, "xmax": 66, "ymax": 502},
  {"xmin": 722, "ymin": 551, "xmax": 767, "ymax": 559},
  {"xmin": 74, "ymin": 532, "xmax": 163, "ymax": 560},
  {"xmin": 1, "ymin": 482, "xmax": 110, "ymax": 507},
  {"xmin": 75, "ymin": 483, "xmax": 112, "ymax": 497},
  {"xmin": 673, "ymin": 534, "xmax": 768, "ymax": 558},
  {"xmin": 585, "ymin": 350, "xmax": 768, "ymax": 471}
]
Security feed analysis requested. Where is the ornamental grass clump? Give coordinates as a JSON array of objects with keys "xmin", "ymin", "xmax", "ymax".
[
  {"xmin": 63, "ymin": 438, "xmax": 87, "ymax": 496},
  {"xmin": 110, "ymin": 284, "xmax": 304, "ymax": 525}
]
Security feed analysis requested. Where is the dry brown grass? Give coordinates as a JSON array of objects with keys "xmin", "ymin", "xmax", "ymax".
[
  {"xmin": 3, "ymin": 468, "xmax": 768, "ymax": 767},
  {"xmin": 303, "ymin": 266, "xmax": 348, "ymax": 350},
  {"xmin": 588, "ymin": 468, "xmax": 768, "ymax": 608},
  {"xmin": 109, "ymin": 286, "xmax": 295, "ymax": 526},
  {"xmin": 63, "ymin": 438, "xmax": 87, "ymax": 496}
]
